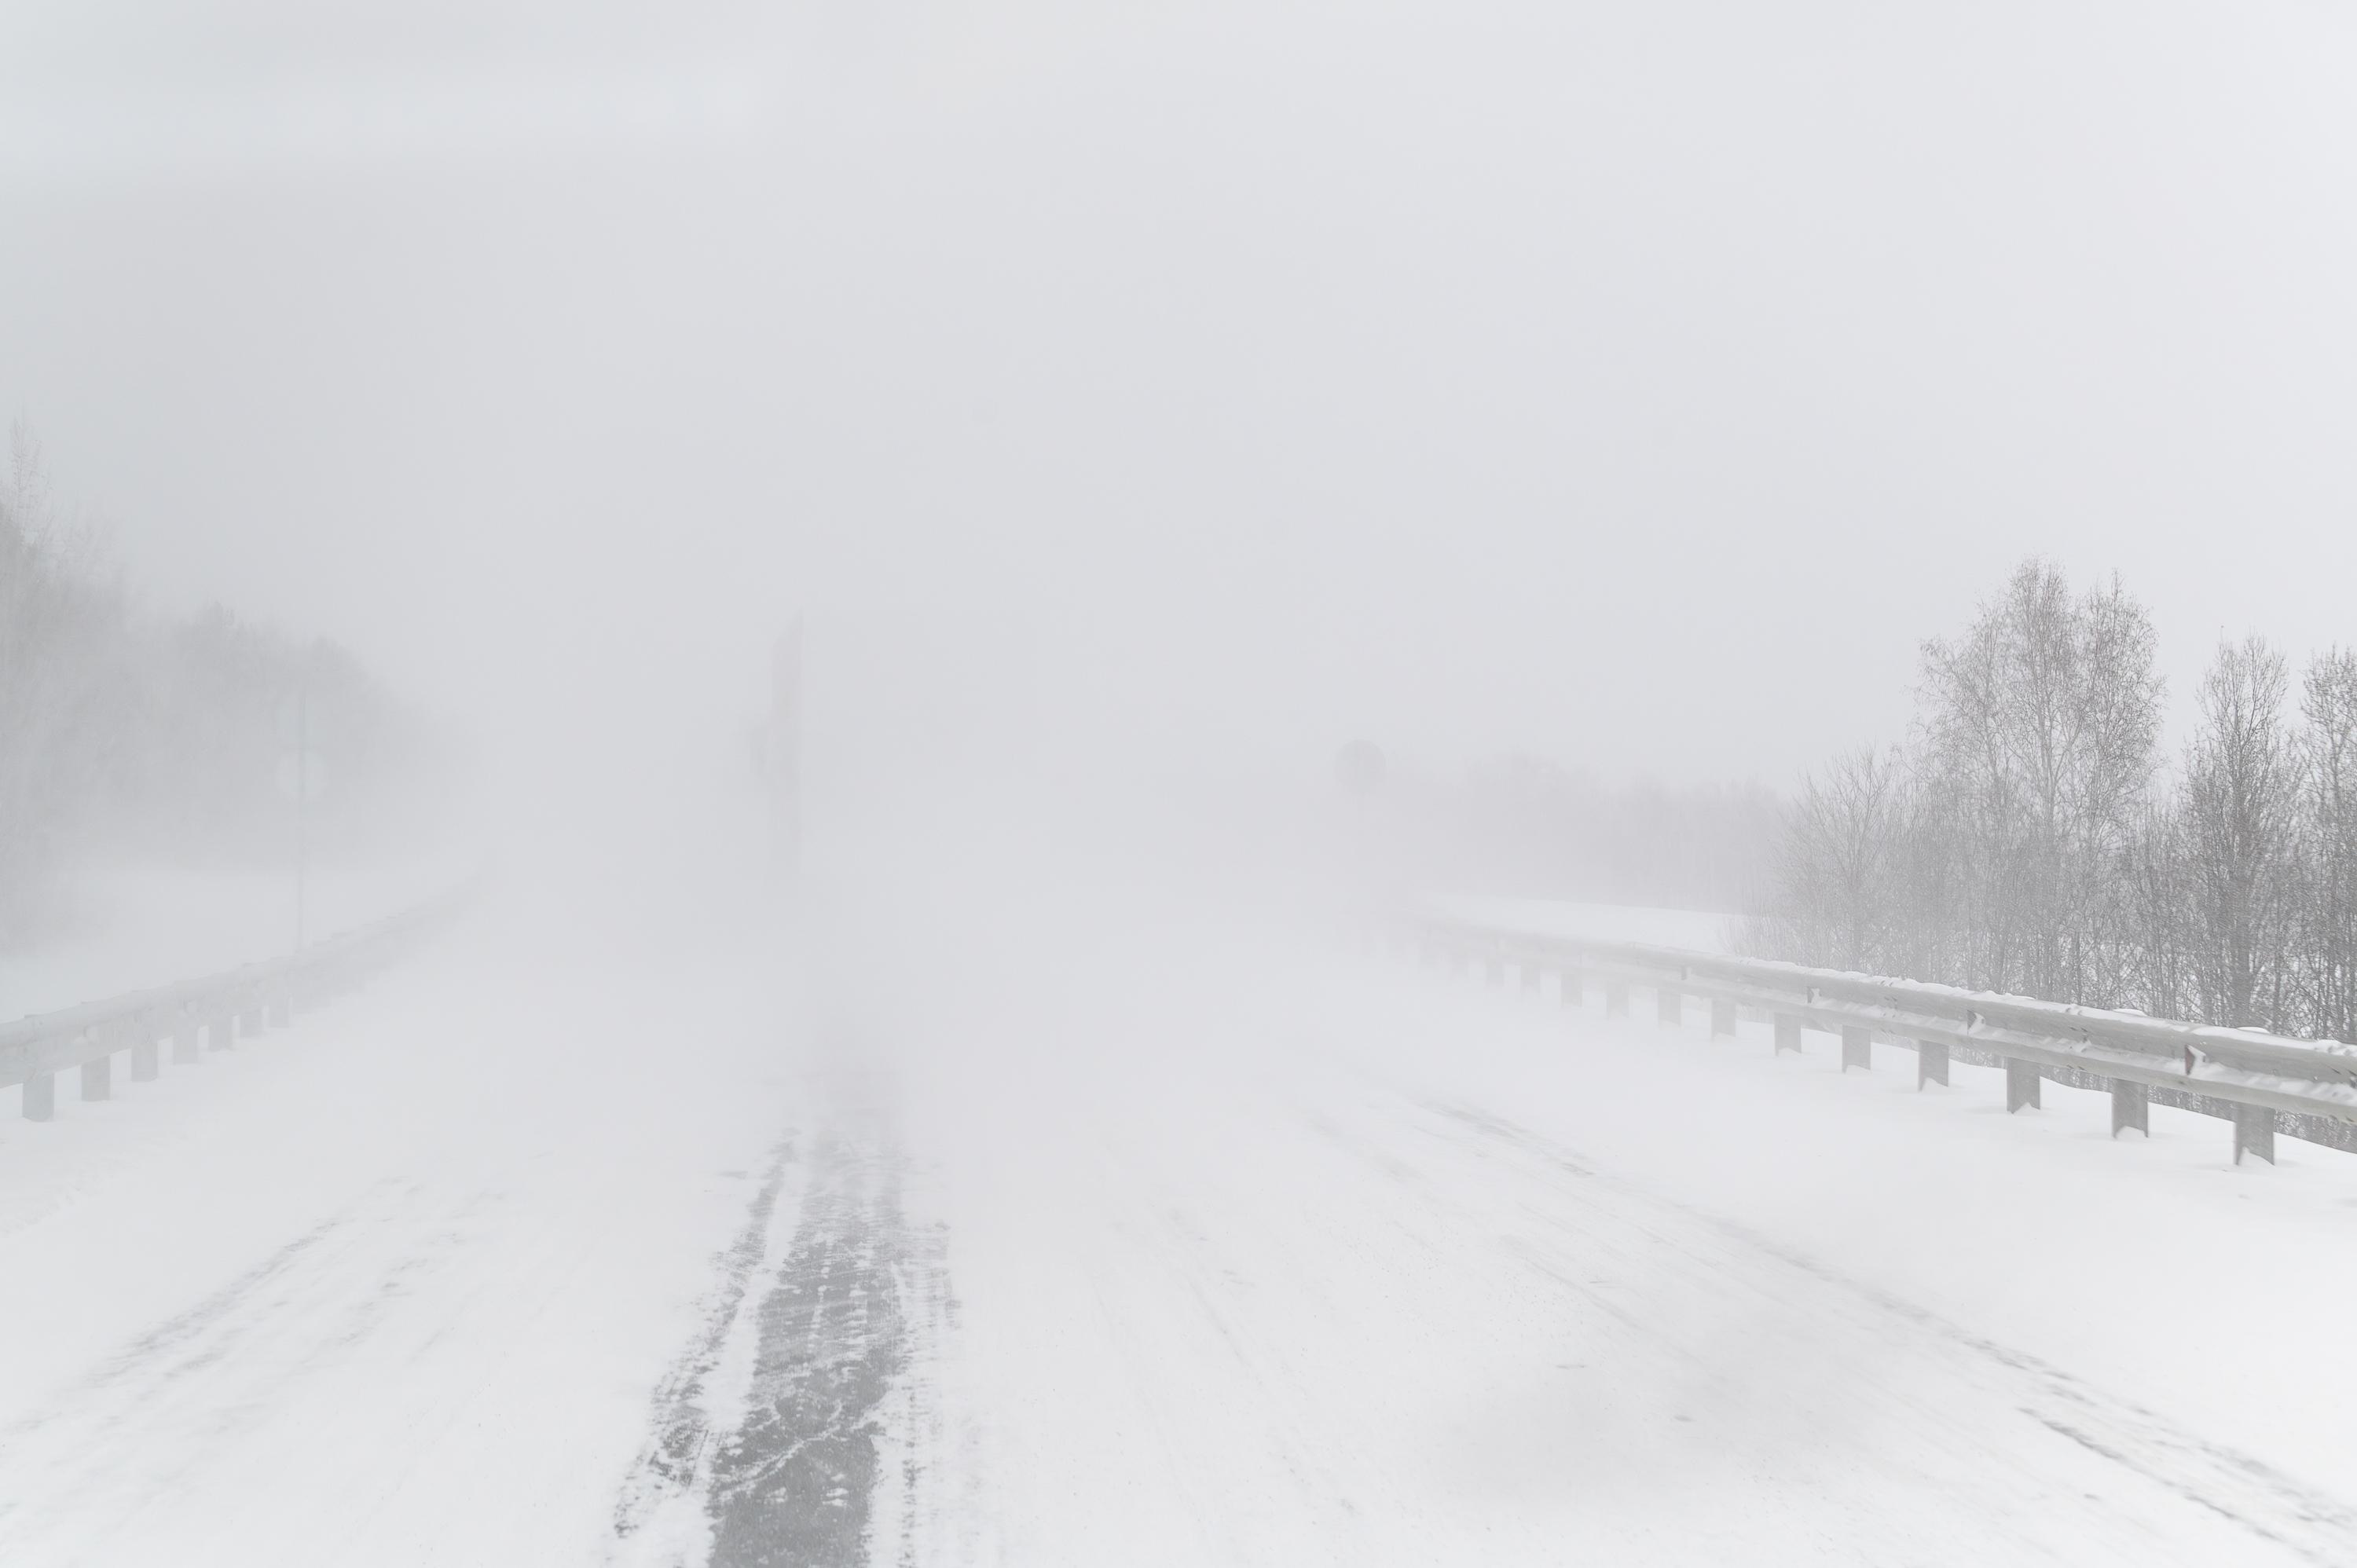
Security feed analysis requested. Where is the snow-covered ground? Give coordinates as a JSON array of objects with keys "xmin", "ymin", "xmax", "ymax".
[
  {"xmin": 0, "ymin": 853, "xmax": 481, "ymax": 1020},
  {"xmin": 0, "ymin": 902, "xmax": 797, "ymax": 1565},
  {"xmin": 5, "ymin": 874, "xmax": 2356, "ymax": 1566}
]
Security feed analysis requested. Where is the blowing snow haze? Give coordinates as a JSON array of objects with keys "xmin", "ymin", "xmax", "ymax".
[
  {"xmin": 8, "ymin": 0, "xmax": 2357, "ymax": 800},
  {"xmin": 5, "ymin": 2, "xmax": 2357, "ymax": 1565}
]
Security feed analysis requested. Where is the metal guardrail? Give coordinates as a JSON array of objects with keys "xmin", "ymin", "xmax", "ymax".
[
  {"xmin": 2, "ymin": 881, "xmax": 476, "ymax": 1122},
  {"xmin": 1400, "ymin": 915, "xmax": 2357, "ymax": 1165}
]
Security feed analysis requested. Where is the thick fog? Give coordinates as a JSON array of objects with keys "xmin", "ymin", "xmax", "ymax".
[
  {"xmin": 9, "ymin": 0, "xmax": 2357, "ymax": 830},
  {"xmin": 9, "ymin": 3, "xmax": 2357, "ymax": 1565}
]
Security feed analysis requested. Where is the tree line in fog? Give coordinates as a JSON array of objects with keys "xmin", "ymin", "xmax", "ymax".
[
  {"xmin": 1750, "ymin": 559, "xmax": 2357, "ymax": 1042},
  {"xmin": 1387, "ymin": 757, "xmax": 1778, "ymax": 914},
  {"xmin": 0, "ymin": 427, "xmax": 455, "ymax": 944}
]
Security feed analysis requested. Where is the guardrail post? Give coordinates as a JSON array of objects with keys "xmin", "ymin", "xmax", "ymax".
[
  {"xmin": 130, "ymin": 1017, "xmax": 159, "ymax": 1083},
  {"xmin": 1773, "ymin": 1014, "xmax": 1802, "ymax": 1054},
  {"xmin": 1605, "ymin": 980, "xmax": 1629, "ymax": 1018},
  {"xmin": 2004, "ymin": 1061, "xmax": 2041, "ymax": 1112},
  {"xmin": 1710, "ymin": 998, "xmax": 1736, "ymax": 1037},
  {"xmin": 210, "ymin": 1012, "xmax": 237, "ymax": 1051},
  {"xmin": 23, "ymin": 1072, "xmax": 56, "ymax": 1120},
  {"xmin": 2233, "ymin": 1105, "xmax": 2275, "ymax": 1166},
  {"xmin": 1916, "ymin": 1040, "xmax": 1948, "ymax": 1089},
  {"xmin": 1560, "ymin": 969, "xmax": 1583, "ymax": 1007},
  {"xmin": 173, "ymin": 1012, "xmax": 202, "ymax": 1064},
  {"xmin": 81, "ymin": 1042, "xmax": 112, "ymax": 1102},
  {"xmin": 238, "ymin": 997, "xmax": 264, "ymax": 1039},
  {"xmin": 2110, "ymin": 1081, "xmax": 2149, "ymax": 1138},
  {"xmin": 1840, "ymin": 1026, "xmax": 1871, "ymax": 1072},
  {"xmin": 1656, "ymin": 986, "xmax": 1681, "ymax": 1027},
  {"xmin": 267, "ymin": 989, "xmax": 293, "ymax": 1028}
]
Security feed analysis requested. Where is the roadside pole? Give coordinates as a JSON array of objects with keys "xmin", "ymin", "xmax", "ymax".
[
  {"xmin": 294, "ymin": 679, "xmax": 308, "ymax": 952},
  {"xmin": 771, "ymin": 618, "xmax": 801, "ymax": 892}
]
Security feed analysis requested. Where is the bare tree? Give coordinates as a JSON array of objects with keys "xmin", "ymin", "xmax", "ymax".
[
  {"xmin": 1915, "ymin": 560, "xmax": 2162, "ymax": 1000},
  {"xmin": 1769, "ymin": 747, "xmax": 1910, "ymax": 972},
  {"xmin": 2179, "ymin": 637, "xmax": 2304, "ymax": 1028},
  {"xmin": 1749, "ymin": 565, "xmax": 2357, "ymax": 1045},
  {"xmin": 2117, "ymin": 800, "xmax": 2194, "ymax": 1022},
  {"xmin": 0, "ymin": 425, "xmax": 123, "ymax": 937},
  {"xmin": 2298, "ymin": 649, "xmax": 2357, "ymax": 1041}
]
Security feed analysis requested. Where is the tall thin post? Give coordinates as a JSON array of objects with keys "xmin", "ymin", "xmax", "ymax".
[
  {"xmin": 295, "ymin": 678, "xmax": 308, "ymax": 953},
  {"xmin": 769, "ymin": 619, "xmax": 802, "ymax": 892}
]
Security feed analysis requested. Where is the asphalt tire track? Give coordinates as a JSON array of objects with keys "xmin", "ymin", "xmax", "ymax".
[
  {"xmin": 707, "ymin": 1130, "xmax": 922, "ymax": 1567},
  {"xmin": 614, "ymin": 1106, "xmax": 955, "ymax": 1568},
  {"xmin": 612, "ymin": 1137, "xmax": 803, "ymax": 1550}
]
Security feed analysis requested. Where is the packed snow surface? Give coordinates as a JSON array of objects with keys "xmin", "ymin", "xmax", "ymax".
[{"xmin": 5, "ymin": 879, "xmax": 2357, "ymax": 1566}]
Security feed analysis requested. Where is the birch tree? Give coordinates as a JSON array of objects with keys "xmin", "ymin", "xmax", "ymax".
[
  {"xmin": 2298, "ymin": 649, "xmax": 2357, "ymax": 1041},
  {"xmin": 1916, "ymin": 560, "xmax": 2161, "ymax": 1001},
  {"xmin": 2179, "ymin": 637, "xmax": 2304, "ymax": 1028}
]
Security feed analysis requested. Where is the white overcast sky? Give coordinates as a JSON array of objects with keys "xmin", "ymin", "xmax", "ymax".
[{"xmin": 3, "ymin": 0, "xmax": 2355, "ymax": 800}]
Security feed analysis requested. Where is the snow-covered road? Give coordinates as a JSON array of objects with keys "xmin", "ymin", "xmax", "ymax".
[
  {"xmin": 0, "ymin": 890, "xmax": 808, "ymax": 1566},
  {"xmin": 6, "ymin": 885, "xmax": 2357, "ymax": 1566}
]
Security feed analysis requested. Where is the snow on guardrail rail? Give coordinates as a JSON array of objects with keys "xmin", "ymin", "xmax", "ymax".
[
  {"xmin": 1391, "ymin": 912, "xmax": 2357, "ymax": 1166},
  {"xmin": 1, "ymin": 878, "xmax": 478, "ymax": 1123}
]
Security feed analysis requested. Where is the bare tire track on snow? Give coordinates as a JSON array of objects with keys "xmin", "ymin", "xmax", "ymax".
[{"xmin": 613, "ymin": 1097, "xmax": 957, "ymax": 1568}]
